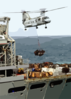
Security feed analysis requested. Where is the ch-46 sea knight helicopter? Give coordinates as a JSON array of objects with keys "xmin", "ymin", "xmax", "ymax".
[{"xmin": 6, "ymin": 6, "xmax": 66, "ymax": 30}]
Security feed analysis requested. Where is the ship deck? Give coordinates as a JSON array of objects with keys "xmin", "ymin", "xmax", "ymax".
[{"xmin": 25, "ymin": 73, "xmax": 71, "ymax": 82}]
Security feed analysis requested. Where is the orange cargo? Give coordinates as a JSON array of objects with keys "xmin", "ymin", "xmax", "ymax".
[
  {"xmin": 34, "ymin": 65, "xmax": 38, "ymax": 69},
  {"xmin": 46, "ymin": 72, "xmax": 49, "ymax": 77},
  {"xmin": 48, "ymin": 72, "xmax": 53, "ymax": 76},
  {"xmin": 35, "ymin": 72, "xmax": 42, "ymax": 78},
  {"xmin": 42, "ymin": 72, "xmax": 49, "ymax": 77},
  {"xmin": 32, "ymin": 72, "xmax": 36, "ymax": 78},
  {"xmin": 42, "ymin": 72, "xmax": 46, "ymax": 77},
  {"xmin": 35, "ymin": 68, "xmax": 41, "ymax": 72}
]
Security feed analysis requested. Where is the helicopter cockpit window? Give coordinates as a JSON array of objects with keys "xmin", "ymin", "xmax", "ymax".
[
  {"xmin": 43, "ymin": 17, "xmax": 49, "ymax": 20},
  {"xmin": 38, "ymin": 18, "xmax": 40, "ymax": 21},
  {"xmin": 23, "ymin": 19, "xmax": 26, "ymax": 22},
  {"xmin": 43, "ymin": 17, "xmax": 48, "ymax": 19}
]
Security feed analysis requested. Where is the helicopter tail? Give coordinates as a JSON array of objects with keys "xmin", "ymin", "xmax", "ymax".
[{"xmin": 22, "ymin": 13, "xmax": 31, "ymax": 24}]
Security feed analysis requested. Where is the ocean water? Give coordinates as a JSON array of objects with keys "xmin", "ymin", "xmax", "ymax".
[
  {"xmin": 15, "ymin": 39, "xmax": 71, "ymax": 64},
  {"xmin": 12, "ymin": 36, "xmax": 71, "ymax": 64}
]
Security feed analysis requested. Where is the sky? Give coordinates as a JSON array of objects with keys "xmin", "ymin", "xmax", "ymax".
[{"xmin": 0, "ymin": 0, "xmax": 71, "ymax": 36}]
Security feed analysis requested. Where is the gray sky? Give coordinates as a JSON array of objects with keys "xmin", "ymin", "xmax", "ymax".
[{"xmin": 0, "ymin": 0, "xmax": 70, "ymax": 36}]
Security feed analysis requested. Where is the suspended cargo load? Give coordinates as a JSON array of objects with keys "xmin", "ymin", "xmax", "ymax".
[
  {"xmin": 34, "ymin": 39, "xmax": 45, "ymax": 56},
  {"xmin": 34, "ymin": 50, "xmax": 45, "ymax": 56}
]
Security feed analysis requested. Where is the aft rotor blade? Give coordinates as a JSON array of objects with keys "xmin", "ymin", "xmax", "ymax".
[
  {"xmin": 27, "ymin": 6, "xmax": 67, "ymax": 13},
  {"xmin": 46, "ymin": 6, "xmax": 67, "ymax": 12},
  {"xmin": 27, "ymin": 7, "xmax": 67, "ymax": 13}
]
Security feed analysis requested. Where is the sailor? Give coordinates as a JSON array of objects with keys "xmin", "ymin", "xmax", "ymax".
[
  {"xmin": 18, "ymin": 68, "xmax": 21, "ymax": 74},
  {"xmin": 32, "ymin": 68, "xmax": 35, "ymax": 72},
  {"xmin": 20, "ymin": 68, "xmax": 24, "ymax": 74},
  {"xmin": 18, "ymin": 68, "xmax": 24, "ymax": 74}
]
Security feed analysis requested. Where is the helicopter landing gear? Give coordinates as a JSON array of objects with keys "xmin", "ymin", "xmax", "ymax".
[
  {"xmin": 25, "ymin": 28, "xmax": 27, "ymax": 30},
  {"xmin": 45, "ymin": 24, "xmax": 47, "ymax": 29},
  {"xmin": 36, "ymin": 26, "xmax": 38, "ymax": 29},
  {"xmin": 45, "ymin": 26, "xmax": 47, "ymax": 29}
]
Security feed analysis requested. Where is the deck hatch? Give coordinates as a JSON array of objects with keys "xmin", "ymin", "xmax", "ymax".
[
  {"xmin": 30, "ymin": 83, "xmax": 46, "ymax": 89},
  {"xmin": 66, "ymin": 78, "xmax": 71, "ymax": 83},
  {"xmin": 49, "ymin": 80, "xmax": 63, "ymax": 87},
  {"xmin": 8, "ymin": 86, "xmax": 26, "ymax": 93}
]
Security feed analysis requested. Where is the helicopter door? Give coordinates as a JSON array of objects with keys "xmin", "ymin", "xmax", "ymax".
[
  {"xmin": 31, "ymin": 19, "xmax": 37, "ymax": 26},
  {"xmin": 42, "ymin": 18, "xmax": 44, "ymax": 22}
]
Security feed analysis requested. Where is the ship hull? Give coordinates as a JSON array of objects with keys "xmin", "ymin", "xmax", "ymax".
[{"xmin": 0, "ymin": 77, "xmax": 71, "ymax": 99}]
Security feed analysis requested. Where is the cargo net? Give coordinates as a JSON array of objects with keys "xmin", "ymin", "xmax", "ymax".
[
  {"xmin": 34, "ymin": 50, "xmax": 45, "ymax": 56},
  {"xmin": 34, "ymin": 39, "xmax": 45, "ymax": 56}
]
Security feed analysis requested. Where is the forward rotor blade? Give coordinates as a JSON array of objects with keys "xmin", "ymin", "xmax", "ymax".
[
  {"xmin": 4, "ymin": 12, "xmax": 22, "ymax": 13},
  {"xmin": 4, "ymin": 10, "xmax": 28, "ymax": 13},
  {"xmin": 46, "ymin": 6, "xmax": 67, "ymax": 12}
]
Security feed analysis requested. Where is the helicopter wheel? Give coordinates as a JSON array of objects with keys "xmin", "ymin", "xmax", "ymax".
[
  {"xmin": 36, "ymin": 26, "xmax": 38, "ymax": 29},
  {"xmin": 45, "ymin": 26, "xmax": 47, "ymax": 29},
  {"xmin": 25, "ymin": 28, "xmax": 27, "ymax": 30}
]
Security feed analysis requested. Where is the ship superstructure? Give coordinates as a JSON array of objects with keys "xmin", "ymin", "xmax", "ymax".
[
  {"xmin": 0, "ymin": 17, "xmax": 16, "ymax": 66},
  {"xmin": 0, "ymin": 17, "xmax": 27, "ymax": 76}
]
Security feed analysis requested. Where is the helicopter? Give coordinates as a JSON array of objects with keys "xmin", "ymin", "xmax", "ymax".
[{"xmin": 5, "ymin": 7, "xmax": 67, "ymax": 30}]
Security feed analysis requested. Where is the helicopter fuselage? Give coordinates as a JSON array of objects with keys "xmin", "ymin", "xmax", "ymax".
[{"xmin": 24, "ymin": 16, "xmax": 51, "ymax": 28}]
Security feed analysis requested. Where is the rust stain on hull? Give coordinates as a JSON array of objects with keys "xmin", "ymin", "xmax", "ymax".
[{"xmin": 25, "ymin": 74, "xmax": 71, "ymax": 83}]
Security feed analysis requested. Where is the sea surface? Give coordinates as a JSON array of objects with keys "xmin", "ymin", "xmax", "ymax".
[{"xmin": 12, "ymin": 36, "xmax": 71, "ymax": 64}]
